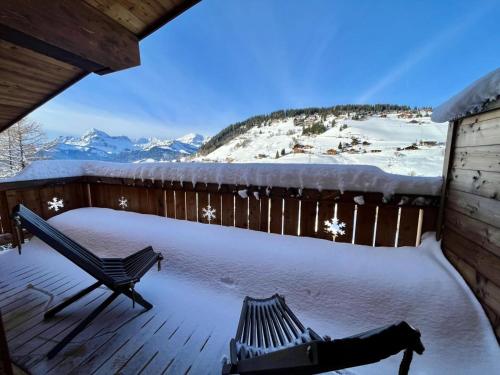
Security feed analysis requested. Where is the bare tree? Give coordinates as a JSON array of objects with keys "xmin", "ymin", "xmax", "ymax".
[{"xmin": 0, "ymin": 118, "xmax": 46, "ymax": 177}]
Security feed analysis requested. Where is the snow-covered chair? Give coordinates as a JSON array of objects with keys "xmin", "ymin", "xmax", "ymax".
[
  {"xmin": 12, "ymin": 204, "xmax": 163, "ymax": 359},
  {"xmin": 222, "ymin": 294, "xmax": 424, "ymax": 375}
]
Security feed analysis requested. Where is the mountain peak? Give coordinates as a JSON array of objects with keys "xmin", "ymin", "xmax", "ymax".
[{"xmin": 176, "ymin": 133, "xmax": 205, "ymax": 147}]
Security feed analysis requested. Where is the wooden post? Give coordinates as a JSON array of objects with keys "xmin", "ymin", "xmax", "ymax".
[{"xmin": 436, "ymin": 120, "xmax": 458, "ymax": 240}]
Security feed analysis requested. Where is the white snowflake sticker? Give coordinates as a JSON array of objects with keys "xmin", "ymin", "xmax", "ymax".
[
  {"xmin": 48, "ymin": 197, "xmax": 64, "ymax": 212},
  {"xmin": 118, "ymin": 196, "xmax": 128, "ymax": 209},
  {"xmin": 202, "ymin": 205, "xmax": 216, "ymax": 223},
  {"xmin": 324, "ymin": 217, "xmax": 346, "ymax": 240}
]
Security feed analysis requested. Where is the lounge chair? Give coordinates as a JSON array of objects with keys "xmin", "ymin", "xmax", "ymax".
[
  {"xmin": 222, "ymin": 294, "xmax": 424, "ymax": 375},
  {"xmin": 12, "ymin": 204, "xmax": 163, "ymax": 359}
]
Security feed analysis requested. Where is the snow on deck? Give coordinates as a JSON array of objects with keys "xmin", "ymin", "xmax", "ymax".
[
  {"xmin": 2, "ymin": 208, "xmax": 499, "ymax": 374},
  {"xmin": 432, "ymin": 67, "xmax": 500, "ymax": 122},
  {"xmin": 3, "ymin": 159, "xmax": 442, "ymax": 196}
]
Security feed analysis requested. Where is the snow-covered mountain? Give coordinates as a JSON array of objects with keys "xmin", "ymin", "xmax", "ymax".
[
  {"xmin": 196, "ymin": 111, "xmax": 447, "ymax": 176},
  {"xmin": 42, "ymin": 129, "xmax": 206, "ymax": 163}
]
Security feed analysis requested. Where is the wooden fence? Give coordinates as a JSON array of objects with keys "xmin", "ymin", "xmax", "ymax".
[{"xmin": 0, "ymin": 176, "xmax": 440, "ymax": 247}]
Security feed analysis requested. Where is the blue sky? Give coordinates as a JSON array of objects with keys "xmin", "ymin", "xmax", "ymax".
[{"xmin": 32, "ymin": 0, "xmax": 500, "ymax": 139}]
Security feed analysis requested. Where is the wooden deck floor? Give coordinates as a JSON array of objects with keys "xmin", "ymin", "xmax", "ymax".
[{"xmin": 0, "ymin": 248, "xmax": 235, "ymax": 375}]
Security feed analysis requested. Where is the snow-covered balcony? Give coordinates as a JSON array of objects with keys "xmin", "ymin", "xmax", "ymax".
[{"xmin": 0, "ymin": 161, "xmax": 499, "ymax": 374}]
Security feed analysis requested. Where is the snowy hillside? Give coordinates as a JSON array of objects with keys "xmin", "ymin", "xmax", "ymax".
[
  {"xmin": 42, "ymin": 129, "xmax": 206, "ymax": 163},
  {"xmin": 197, "ymin": 112, "xmax": 447, "ymax": 176}
]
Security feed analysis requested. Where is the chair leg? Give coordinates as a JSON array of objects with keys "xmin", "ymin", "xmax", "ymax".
[
  {"xmin": 122, "ymin": 288, "xmax": 153, "ymax": 310},
  {"xmin": 44, "ymin": 281, "xmax": 102, "ymax": 319},
  {"xmin": 47, "ymin": 291, "xmax": 120, "ymax": 359}
]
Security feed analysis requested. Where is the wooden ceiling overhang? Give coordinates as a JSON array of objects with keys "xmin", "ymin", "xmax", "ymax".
[{"xmin": 0, "ymin": 0, "xmax": 200, "ymax": 132}]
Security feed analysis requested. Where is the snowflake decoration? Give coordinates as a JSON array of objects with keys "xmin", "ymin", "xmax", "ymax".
[
  {"xmin": 118, "ymin": 196, "xmax": 128, "ymax": 209},
  {"xmin": 48, "ymin": 197, "xmax": 64, "ymax": 212},
  {"xmin": 324, "ymin": 217, "xmax": 346, "ymax": 239},
  {"xmin": 202, "ymin": 205, "xmax": 216, "ymax": 222}
]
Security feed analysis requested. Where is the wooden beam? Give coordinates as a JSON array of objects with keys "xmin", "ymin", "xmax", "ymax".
[
  {"xmin": 138, "ymin": 0, "xmax": 202, "ymax": 40},
  {"xmin": 0, "ymin": 0, "xmax": 140, "ymax": 74}
]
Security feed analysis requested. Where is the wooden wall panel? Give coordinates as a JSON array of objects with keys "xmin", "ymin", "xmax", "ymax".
[{"xmin": 441, "ymin": 107, "xmax": 500, "ymax": 341}]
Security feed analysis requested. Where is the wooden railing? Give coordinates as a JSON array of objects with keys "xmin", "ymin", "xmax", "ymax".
[{"xmin": 0, "ymin": 176, "xmax": 440, "ymax": 247}]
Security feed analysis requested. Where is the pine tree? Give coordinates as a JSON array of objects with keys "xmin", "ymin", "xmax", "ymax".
[
  {"xmin": 338, "ymin": 142, "xmax": 343, "ymax": 150},
  {"xmin": 281, "ymin": 148, "xmax": 285, "ymax": 156},
  {"xmin": 275, "ymin": 150, "xmax": 279, "ymax": 159}
]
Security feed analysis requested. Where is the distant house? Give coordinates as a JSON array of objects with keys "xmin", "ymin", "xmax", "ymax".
[{"xmin": 325, "ymin": 148, "xmax": 337, "ymax": 155}]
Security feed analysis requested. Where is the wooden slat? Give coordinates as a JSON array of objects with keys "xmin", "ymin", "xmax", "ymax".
[
  {"xmin": 165, "ymin": 189, "xmax": 175, "ymax": 218},
  {"xmin": 221, "ymin": 193, "xmax": 234, "ymax": 227},
  {"xmin": 460, "ymin": 108, "xmax": 500, "ymax": 126},
  {"xmin": 259, "ymin": 197, "xmax": 269, "ymax": 232},
  {"xmin": 354, "ymin": 204, "xmax": 376, "ymax": 246},
  {"xmin": 269, "ymin": 196, "xmax": 282, "ymax": 235},
  {"xmin": 209, "ymin": 191, "xmax": 222, "ymax": 225},
  {"xmin": 443, "ymin": 228, "xmax": 500, "ymax": 288},
  {"xmin": 455, "ymin": 116, "xmax": 500, "ymax": 148},
  {"xmin": 375, "ymin": 206, "xmax": 399, "ymax": 247},
  {"xmin": 449, "ymin": 168, "xmax": 500, "ymax": 200},
  {"xmin": 335, "ymin": 201, "xmax": 355, "ymax": 243},
  {"xmin": 447, "ymin": 189, "xmax": 500, "ymax": 228},
  {"xmin": 174, "ymin": 190, "xmax": 186, "ymax": 220},
  {"xmin": 185, "ymin": 189, "xmax": 197, "ymax": 222},
  {"xmin": 234, "ymin": 192, "xmax": 247, "ymax": 229},
  {"xmin": 316, "ymin": 198, "xmax": 334, "ymax": 240},
  {"xmin": 248, "ymin": 196, "xmax": 260, "ymax": 230},
  {"xmin": 452, "ymin": 145, "xmax": 500, "ymax": 173},
  {"xmin": 299, "ymin": 190, "xmax": 318, "ymax": 238},
  {"xmin": 421, "ymin": 206, "xmax": 438, "ymax": 235},
  {"xmin": 0, "ymin": 191, "xmax": 12, "ymax": 234},
  {"xmin": 444, "ymin": 208, "xmax": 500, "ymax": 258},
  {"xmin": 197, "ymin": 191, "xmax": 209, "ymax": 224},
  {"xmin": 398, "ymin": 206, "xmax": 419, "ymax": 247},
  {"xmin": 283, "ymin": 197, "xmax": 299, "ymax": 236}
]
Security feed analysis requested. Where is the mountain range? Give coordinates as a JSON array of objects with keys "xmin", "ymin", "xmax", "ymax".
[{"xmin": 41, "ymin": 129, "xmax": 206, "ymax": 163}]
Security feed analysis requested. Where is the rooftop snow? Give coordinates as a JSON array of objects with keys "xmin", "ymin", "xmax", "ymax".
[
  {"xmin": 2, "ymin": 160, "xmax": 443, "ymax": 196},
  {"xmin": 432, "ymin": 68, "xmax": 500, "ymax": 122}
]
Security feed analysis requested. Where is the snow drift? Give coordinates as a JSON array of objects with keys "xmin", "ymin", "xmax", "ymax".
[
  {"xmin": 28, "ymin": 207, "xmax": 499, "ymax": 374},
  {"xmin": 3, "ymin": 160, "xmax": 442, "ymax": 196}
]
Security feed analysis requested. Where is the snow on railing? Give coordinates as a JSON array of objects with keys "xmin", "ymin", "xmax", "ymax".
[
  {"xmin": 3, "ymin": 160, "xmax": 442, "ymax": 196},
  {"xmin": 0, "ymin": 161, "xmax": 441, "ymax": 248}
]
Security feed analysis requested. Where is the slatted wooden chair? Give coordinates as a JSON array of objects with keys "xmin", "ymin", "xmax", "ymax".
[
  {"xmin": 223, "ymin": 294, "xmax": 424, "ymax": 375},
  {"xmin": 12, "ymin": 204, "xmax": 164, "ymax": 359}
]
